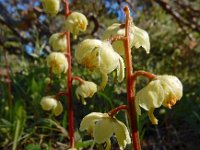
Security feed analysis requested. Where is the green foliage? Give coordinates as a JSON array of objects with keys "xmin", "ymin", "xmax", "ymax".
[{"xmin": 25, "ymin": 144, "xmax": 41, "ymax": 150}]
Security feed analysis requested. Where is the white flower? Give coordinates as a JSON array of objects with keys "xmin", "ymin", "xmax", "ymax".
[
  {"xmin": 49, "ymin": 33, "xmax": 66, "ymax": 51},
  {"xmin": 133, "ymin": 26, "xmax": 150, "ymax": 53},
  {"xmin": 80, "ymin": 112, "xmax": 131, "ymax": 149},
  {"xmin": 102, "ymin": 23, "xmax": 150, "ymax": 55},
  {"xmin": 75, "ymin": 81, "xmax": 97, "ymax": 105},
  {"xmin": 64, "ymin": 12, "xmax": 88, "ymax": 39},
  {"xmin": 75, "ymin": 39, "xmax": 125, "ymax": 89},
  {"xmin": 136, "ymin": 75, "xmax": 183, "ymax": 124},
  {"xmin": 41, "ymin": 0, "xmax": 60, "ymax": 16},
  {"xmin": 47, "ymin": 52, "xmax": 68, "ymax": 76},
  {"xmin": 40, "ymin": 96, "xmax": 63, "ymax": 116}
]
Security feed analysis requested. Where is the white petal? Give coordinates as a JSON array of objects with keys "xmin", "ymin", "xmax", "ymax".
[
  {"xmin": 75, "ymin": 87, "xmax": 81, "ymax": 100},
  {"xmin": 47, "ymin": 52, "xmax": 68, "ymax": 75},
  {"xmin": 133, "ymin": 26, "xmax": 150, "ymax": 53},
  {"xmin": 49, "ymin": 33, "xmax": 66, "ymax": 51},
  {"xmin": 157, "ymin": 75, "xmax": 183, "ymax": 100},
  {"xmin": 75, "ymin": 39, "xmax": 102, "ymax": 64},
  {"xmin": 75, "ymin": 39, "xmax": 101, "ymax": 70},
  {"xmin": 136, "ymin": 80, "xmax": 165, "ymax": 111},
  {"xmin": 80, "ymin": 112, "xmax": 107, "ymax": 131},
  {"xmin": 52, "ymin": 101, "xmax": 63, "ymax": 116},
  {"xmin": 63, "ymin": 12, "xmax": 88, "ymax": 37},
  {"xmin": 93, "ymin": 118, "xmax": 114, "ymax": 144},
  {"xmin": 114, "ymin": 119, "xmax": 131, "ymax": 149},
  {"xmin": 105, "ymin": 139, "xmax": 111, "ymax": 150},
  {"xmin": 41, "ymin": 0, "xmax": 60, "ymax": 16},
  {"xmin": 40, "ymin": 97, "xmax": 57, "ymax": 111},
  {"xmin": 98, "ymin": 73, "xmax": 108, "ymax": 90},
  {"xmin": 116, "ymin": 56, "xmax": 125, "ymax": 82},
  {"xmin": 99, "ymin": 41, "xmax": 119, "ymax": 73}
]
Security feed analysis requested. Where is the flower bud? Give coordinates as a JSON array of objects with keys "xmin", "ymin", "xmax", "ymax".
[
  {"xmin": 102, "ymin": 23, "xmax": 150, "ymax": 55},
  {"xmin": 40, "ymin": 96, "xmax": 57, "ymax": 111},
  {"xmin": 41, "ymin": 0, "xmax": 60, "ymax": 16},
  {"xmin": 75, "ymin": 81, "xmax": 97, "ymax": 105},
  {"xmin": 75, "ymin": 39, "xmax": 124, "ymax": 89},
  {"xmin": 63, "ymin": 12, "xmax": 88, "ymax": 39},
  {"xmin": 135, "ymin": 75, "xmax": 183, "ymax": 124},
  {"xmin": 40, "ymin": 96, "xmax": 63, "ymax": 116},
  {"xmin": 44, "ymin": 77, "xmax": 51, "ymax": 85},
  {"xmin": 49, "ymin": 33, "xmax": 66, "ymax": 51},
  {"xmin": 47, "ymin": 52, "xmax": 68, "ymax": 76}
]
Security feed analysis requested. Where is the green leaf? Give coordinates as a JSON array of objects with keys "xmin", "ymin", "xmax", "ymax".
[{"xmin": 25, "ymin": 144, "xmax": 41, "ymax": 150}]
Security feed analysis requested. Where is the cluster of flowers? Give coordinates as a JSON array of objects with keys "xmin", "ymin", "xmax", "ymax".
[
  {"xmin": 39, "ymin": 0, "xmax": 183, "ymax": 149},
  {"xmin": 40, "ymin": 0, "xmax": 94, "ymax": 116}
]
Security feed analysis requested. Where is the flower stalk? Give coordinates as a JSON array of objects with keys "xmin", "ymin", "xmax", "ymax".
[
  {"xmin": 55, "ymin": 91, "xmax": 68, "ymax": 99},
  {"xmin": 123, "ymin": 6, "xmax": 141, "ymax": 150},
  {"xmin": 108, "ymin": 105, "xmax": 128, "ymax": 118},
  {"xmin": 132, "ymin": 70, "xmax": 156, "ymax": 81},
  {"xmin": 65, "ymin": 0, "xmax": 74, "ymax": 148},
  {"xmin": 72, "ymin": 76, "xmax": 84, "ymax": 84}
]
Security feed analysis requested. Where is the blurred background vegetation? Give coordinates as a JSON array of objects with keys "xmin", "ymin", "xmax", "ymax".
[{"xmin": 0, "ymin": 0, "xmax": 200, "ymax": 149}]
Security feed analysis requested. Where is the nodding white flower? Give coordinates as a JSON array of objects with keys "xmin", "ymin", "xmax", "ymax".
[
  {"xmin": 80, "ymin": 112, "xmax": 131, "ymax": 150},
  {"xmin": 40, "ymin": 96, "xmax": 63, "ymax": 116},
  {"xmin": 102, "ymin": 23, "xmax": 150, "ymax": 55},
  {"xmin": 49, "ymin": 33, "xmax": 66, "ymax": 51},
  {"xmin": 75, "ymin": 81, "xmax": 97, "ymax": 105},
  {"xmin": 64, "ymin": 12, "xmax": 88, "ymax": 39},
  {"xmin": 47, "ymin": 52, "xmax": 68, "ymax": 76},
  {"xmin": 136, "ymin": 75, "xmax": 183, "ymax": 125},
  {"xmin": 41, "ymin": 0, "xmax": 60, "ymax": 16},
  {"xmin": 75, "ymin": 39, "xmax": 125, "ymax": 89}
]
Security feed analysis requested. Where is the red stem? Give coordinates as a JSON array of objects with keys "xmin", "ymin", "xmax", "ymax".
[
  {"xmin": 132, "ymin": 70, "xmax": 156, "ymax": 81},
  {"xmin": 123, "ymin": 6, "xmax": 141, "ymax": 150},
  {"xmin": 65, "ymin": 0, "xmax": 74, "ymax": 148},
  {"xmin": 71, "ymin": 76, "xmax": 84, "ymax": 85},
  {"xmin": 108, "ymin": 105, "xmax": 128, "ymax": 118},
  {"xmin": 55, "ymin": 91, "xmax": 68, "ymax": 99}
]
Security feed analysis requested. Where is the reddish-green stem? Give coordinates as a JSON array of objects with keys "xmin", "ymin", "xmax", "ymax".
[
  {"xmin": 55, "ymin": 91, "xmax": 68, "ymax": 99},
  {"xmin": 65, "ymin": 0, "xmax": 74, "ymax": 148},
  {"xmin": 123, "ymin": 6, "xmax": 141, "ymax": 150},
  {"xmin": 71, "ymin": 76, "xmax": 84, "ymax": 85},
  {"xmin": 108, "ymin": 105, "xmax": 128, "ymax": 118},
  {"xmin": 132, "ymin": 70, "xmax": 156, "ymax": 81}
]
